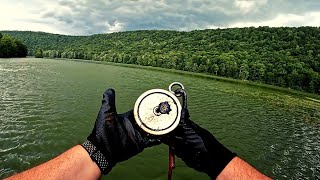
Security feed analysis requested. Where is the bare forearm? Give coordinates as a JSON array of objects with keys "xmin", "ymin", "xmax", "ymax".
[
  {"xmin": 217, "ymin": 157, "xmax": 272, "ymax": 180},
  {"xmin": 5, "ymin": 145, "xmax": 101, "ymax": 180}
]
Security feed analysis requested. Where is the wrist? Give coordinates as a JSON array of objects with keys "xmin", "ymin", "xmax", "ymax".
[
  {"xmin": 81, "ymin": 140, "xmax": 112, "ymax": 175},
  {"xmin": 208, "ymin": 146, "xmax": 237, "ymax": 179}
]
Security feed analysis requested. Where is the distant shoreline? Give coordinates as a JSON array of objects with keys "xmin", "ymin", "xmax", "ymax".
[
  {"xmin": 4, "ymin": 28, "xmax": 320, "ymax": 95},
  {"xmin": 40, "ymin": 57, "xmax": 320, "ymax": 101}
]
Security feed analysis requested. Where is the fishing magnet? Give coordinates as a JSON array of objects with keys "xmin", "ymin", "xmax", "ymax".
[{"xmin": 133, "ymin": 89, "xmax": 182, "ymax": 135}]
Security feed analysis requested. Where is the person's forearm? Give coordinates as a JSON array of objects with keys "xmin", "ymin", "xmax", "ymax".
[
  {"xmin": 5, "ymin": 145, "xmax": 101, "ymax": 180},
  {"xmin": 217, "ymin": 157, "xmax": 272, "ymax": 180}
]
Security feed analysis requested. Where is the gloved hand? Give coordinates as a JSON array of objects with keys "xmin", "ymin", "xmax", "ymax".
[
  {"xmin": 82, "ymin": 89, "xmax": 160, "ymax": 175},
  {"xmin": 162, "ymin": 108, "xmax": 236, "ymax": 179}
]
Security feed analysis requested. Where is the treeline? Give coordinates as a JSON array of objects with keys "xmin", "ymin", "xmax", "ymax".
[
  {"xmin": 2, "ymin": 27, "xmax": 320, "ymax": 94},
  {"xmin": 0, "ymin": 33, "xmax": 27, "ymax": 58}
]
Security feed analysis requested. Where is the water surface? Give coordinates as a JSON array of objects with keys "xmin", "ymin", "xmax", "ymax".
[{"xmin": 0, "ymin": 58, "xmax": 319, "ymax": 179}]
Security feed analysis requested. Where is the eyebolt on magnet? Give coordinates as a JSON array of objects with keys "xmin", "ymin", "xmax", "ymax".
[
  {"xmin": 169, "ymin": 82, "xmax": 185, "ymax": 97},
  {"xmin": 169, "ymin": 82, "xmax": 187, "ymax": 109}
]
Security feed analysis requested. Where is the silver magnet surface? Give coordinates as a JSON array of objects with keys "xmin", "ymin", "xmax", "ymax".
[{"xmin": 134, "ymin": 89, "xmax": 182, "ymax": 135}]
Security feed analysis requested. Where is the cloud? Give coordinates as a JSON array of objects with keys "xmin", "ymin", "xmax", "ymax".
[
  {"xmin": 0, "ymin": 0, "xmax": 66, "ymax": 34},
  {"xmin": 234, "ymin": 0, "xmax": 268, "ymax": 14},
  {"xmin": 0, "ymin": 0, "xmax": 319, "ymax": 35},
  {"xmin": 230, "ymin": 12, "xmax": 320, "ymax": 28}
]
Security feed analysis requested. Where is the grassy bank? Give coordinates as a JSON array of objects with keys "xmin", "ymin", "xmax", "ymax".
[{"xmin": 49, "ymin": 57, "xmax": 320, "ymax": 101}]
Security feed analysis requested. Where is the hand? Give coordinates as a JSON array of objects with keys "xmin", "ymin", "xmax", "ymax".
[
  {"xmin": 162, "ymin": 108, "xmax": 236, "ymax": 179},
  {"xmin": 82, "ymin": 89, "xmax": 160, "ymax": 174}
]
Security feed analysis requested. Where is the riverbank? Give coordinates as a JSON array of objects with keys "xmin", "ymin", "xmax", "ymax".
[{"xmin": 47, "ymin": 57, "xmax": 320, "ymax": 101}]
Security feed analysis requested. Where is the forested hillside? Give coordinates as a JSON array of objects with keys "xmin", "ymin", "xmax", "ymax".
[
  {"xmin": 2, "ymin": 27, "xmax": 320, "ymax": 94},
  {"xmin": 0, "ymin": 33, "xmax": 27, "ymax": 58}
]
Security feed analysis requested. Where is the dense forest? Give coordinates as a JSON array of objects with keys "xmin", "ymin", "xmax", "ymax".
[
  {"xmin": 2, "ymin": 27, "xmax": 320, "ymax": 94},
  {"xmin": 0, "ymin": 33, "xmax": 27, "ymax": 58}
]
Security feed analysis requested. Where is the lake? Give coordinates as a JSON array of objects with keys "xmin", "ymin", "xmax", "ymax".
[{"xmin": 0, "ymin": 58, "xmax": 319, "ymax": 179}]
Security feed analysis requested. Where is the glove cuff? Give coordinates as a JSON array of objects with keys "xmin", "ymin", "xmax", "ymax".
[
  {"xmin": 81, "ymin": 140, "xmax": 112, "ymax": 175},
  {"xmin": 208, "ymin": 150, "xmax": 237, "ymax": 179}
]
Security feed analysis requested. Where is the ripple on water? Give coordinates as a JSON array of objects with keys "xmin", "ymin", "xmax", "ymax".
[
  {"xmin": 0, "ymin": 58, "xmax": 319, "ymax": 179},
  {"xmin": 0, "ymin": 142, "xmax": 21, "ymax": 153}
]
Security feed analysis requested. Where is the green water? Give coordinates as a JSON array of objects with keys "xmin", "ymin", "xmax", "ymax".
[{"xmin": 0, "ymin": 58, "xmax": 319, "ymax": 179}]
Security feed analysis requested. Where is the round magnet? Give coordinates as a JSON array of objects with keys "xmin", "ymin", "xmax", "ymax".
[{"xmin": 134, "ymin": 89, "xmax": 181, "ymax": 135}]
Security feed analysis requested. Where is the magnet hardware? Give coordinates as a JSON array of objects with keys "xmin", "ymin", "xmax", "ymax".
[{"xmin": 133, "ymin": 86, "xmax": 183, "ymax": 135}]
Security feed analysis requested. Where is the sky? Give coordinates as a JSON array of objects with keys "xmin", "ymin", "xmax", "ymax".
[{"xmin": 0, "ymin": 0, "xmax": 319, "ymax": 35}]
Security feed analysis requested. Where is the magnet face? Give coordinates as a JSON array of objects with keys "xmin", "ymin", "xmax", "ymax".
[{"xmin": 134, "ymin": 89, "xmax": 182, "ymax": 135}]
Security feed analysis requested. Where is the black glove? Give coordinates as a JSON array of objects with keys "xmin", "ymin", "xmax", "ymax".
[
  {"xmin": 82, "ymin": 89, "xmax": 160, "ymax": 174},
  {"xmin": 163, "ymin": 108, "xmax": 236, "ymax": 179}
]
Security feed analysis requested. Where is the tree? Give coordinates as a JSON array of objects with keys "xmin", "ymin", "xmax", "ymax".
[
  {"xmin": 212, "ymin": 64, "xmax": 219, "ymax": 75},
  {"xmin": 250, "ymin": 62, "xmax": 266, "ymax": 81},
  {"xmin": 239, "ymin": 64, "xmax": 249, "ymax": 80},
  {"xmin": 14, "ymin": 40, "xmax": 28, "ymax": 57},
  {"xmin": 0, "ymin": 35, "xmax": 16, "ymax": 57},
  {"xmin": 3, "ymin": 27, "xmax": 320, "ymax": 94},
  {"xmin": 0, "ymin": 34, "xmax": 27, "ymax": 58},
  {"xmin": 34, "ymin": 48, "xmax": 43, "ymax": 58}
]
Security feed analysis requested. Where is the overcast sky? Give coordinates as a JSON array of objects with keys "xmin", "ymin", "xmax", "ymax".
[{"xmin": 0, "ymin": 0, "xmax": 319, "ymax": 35}]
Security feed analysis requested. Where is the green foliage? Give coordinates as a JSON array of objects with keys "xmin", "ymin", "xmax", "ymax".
[
  {"xmin": 0, "ymin": 33, "xmax": 27, "ymax": 58},
  {"xmin": 34, "ymin": 48, "xmax": 43, "ymax": 58},
  {"xmin": 2, "ymin": 27, "xmax": 320, "ymax": 94}
]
